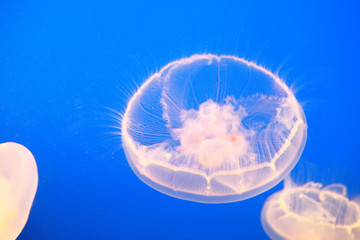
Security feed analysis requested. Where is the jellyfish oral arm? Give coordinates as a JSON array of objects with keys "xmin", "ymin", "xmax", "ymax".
[{"xmin": 173, "ymin": 100, "xmax": 249, "ymax": 169}]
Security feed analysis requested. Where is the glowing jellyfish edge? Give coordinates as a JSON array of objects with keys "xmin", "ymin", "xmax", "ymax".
[
  {"xmin": 122, "ymin": 54, "xmax": 307, "ymax": 203},
  {"xmin": 261, "ymin": 182, "xmax": 360, "ymax": 240},
  {"xmin": 0, "ymin": 142, "xmax": 38, "ymax": 240}
]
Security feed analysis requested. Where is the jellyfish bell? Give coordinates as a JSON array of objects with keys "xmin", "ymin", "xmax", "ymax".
[
  {"xmin": 0, "ymin": 142, "xmax": 38, "ymax": 240},
  {"xmin": 122, "ymin": 54, "xmax": 307, "ymax": 203},
  {"xmin": 261, "ymin": 181, "xmax": 360, "ymax": 240}
]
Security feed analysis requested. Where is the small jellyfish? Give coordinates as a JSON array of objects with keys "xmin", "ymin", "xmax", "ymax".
[
  {"xmin": 0, "ymin": 142, "xmax": 38, "ymax": 240},
  {"xmin": 122, "ymin": 54, "xmax": 307, "ymax": 203},
  {"xmin": 261, "ymin": 181, "xmax": 360, "ymax": 240}
]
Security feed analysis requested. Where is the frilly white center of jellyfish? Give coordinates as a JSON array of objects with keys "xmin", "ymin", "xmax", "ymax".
[{"xmin": 172, "ymin": 99, "xmax": 249, "ymax": 169}]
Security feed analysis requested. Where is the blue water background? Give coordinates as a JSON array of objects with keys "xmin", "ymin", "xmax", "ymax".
[{"xmin": 1, "ymin": 1, "xmax": 360, "ymax": 239}]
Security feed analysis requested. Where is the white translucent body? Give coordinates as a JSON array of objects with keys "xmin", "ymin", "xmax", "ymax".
[
  {"xmin": 122, "ymin": 54, "xmax": 307, "ymax": 203},
  {"xmin": 0, "ymin": 142, "xmax": 38, "ymax": 240},
  {"xmin": 261, "ymin": 182, "xmax": 360, "ymax": 240}
]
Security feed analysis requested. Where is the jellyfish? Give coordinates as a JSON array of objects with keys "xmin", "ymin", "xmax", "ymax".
[
  {"xmin": 122, "ymin": 54, "xmax": 307, "ymax": 203},
  {"xmin": 261, "ymin": 181, "xmax": 360, "ymax": 240},
  {"xmin": 0, "ymin": 142, "xmax": 38, "ymax": 240}
]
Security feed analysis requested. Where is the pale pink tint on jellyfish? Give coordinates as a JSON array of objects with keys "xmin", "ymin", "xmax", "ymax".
[
  {"xmin": 261, "ymin": 181, "xmax": 360, "ymax": 240},
  {"xmin": 0, "ymin": 142, "xmax": 38, "ymax": 240},
  {"xmin": 121, "ymin": 54, "xmax": 307, "ymax": 203}
]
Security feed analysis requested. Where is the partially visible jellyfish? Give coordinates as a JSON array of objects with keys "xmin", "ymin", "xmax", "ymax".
[
  {"xmin": 122, "ymin": 54, "xmax": 307, "ymax": 203},
  {"xmin": 0, "ymin": 142, "xmax": 38, "ymax": 240},
  {"xmin": 261, "ymin": 181, "xmax": 360, "ymax": 240}
]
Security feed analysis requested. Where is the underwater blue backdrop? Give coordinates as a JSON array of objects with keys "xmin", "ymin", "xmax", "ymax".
[{"xmin": 1, "ymin": 0, "xmax": 360, "ymax": 239}]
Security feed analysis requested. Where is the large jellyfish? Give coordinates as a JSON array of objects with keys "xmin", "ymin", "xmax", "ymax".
[
  {"xmin": 261, "ymin": 181, "xmax": 360, "ymax": 240},
  {"xmin": 0, "ymin": 142, "xmax": 38, "ymax": 240},
  {"xmin": 122, "ymin": 54, "xmax": 307, "ymax": 203}
]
